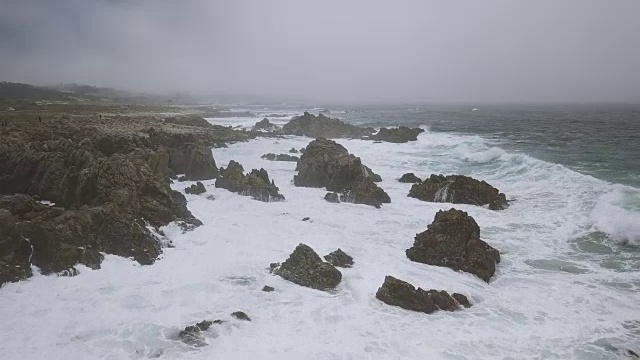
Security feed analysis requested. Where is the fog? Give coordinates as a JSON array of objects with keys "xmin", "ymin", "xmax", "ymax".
[{"xmin": 1, "ymin": 0, "xmax": 639, "ymax": 103}]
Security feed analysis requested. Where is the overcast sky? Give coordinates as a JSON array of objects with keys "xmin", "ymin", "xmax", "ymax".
[{"xmin": 1, "ymin": 0, "xmax": 639, "ymax": 103}]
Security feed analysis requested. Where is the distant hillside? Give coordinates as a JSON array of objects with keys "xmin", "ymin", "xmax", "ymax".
[{"xmin": 0, "ymin": 82, "xmax": 90, "ymax": 102}]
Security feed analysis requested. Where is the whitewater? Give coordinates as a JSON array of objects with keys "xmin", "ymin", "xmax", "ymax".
[{"xmin": 1, "ymin": 116, "xmax": 639, "ymax": 359}]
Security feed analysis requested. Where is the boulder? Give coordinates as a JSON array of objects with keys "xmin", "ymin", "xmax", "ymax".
[
  {"xmin": 169, "ymin": 143, "xmax": 219, "ymax": 181},
  {"xmin": 185, "ymin": 181, "xmax": 206, "ymax": 195},
  {"xmin": 406, "ymin": 209, "xmax": 500, "ymax": 282},
  {"xmin": 288, "ymin": 147, "xmax": 298, "ymax": 153},
  {"xmin": 375, "ymin": 276, "xmax": 470, "ymax": 314},
  {"xmin": 231, "ymin": 311, "xmax": 251, "ymax": 321},
  {"xmin": 370, "ymin": 127, "xmax": 424, "ymax": 143},
  {"xmin": 399, "ymin": 173, "xmax": 422, "ymax": 183},
  {"xmin": 262, "ymin": 285, "xmax": 275, "ymax": 292},
  {"xmin": 274, "ymin": 243, "xmax": 342, "ymax": 291},
  {"xmin": 179, "ymin": 320, "xmax": 215, "ymax": 346},
  {"xmin": 215, "ymin": 160, "xmax": 284, "ymax": 202},
  {"xmin": 324, "ymin": 249, "xmax": 354, "ymax": 268},
  {"xmin": 282, "ymin": 112, "xmax": 372, "ymax": 139},
  {"xmin": 294, "ymin": 138, "xmax": 381, "ymax": 191},
  {"xmin": 253, "ymin": 118, "xmax": 278, "ymax": 132},
  {"xmin": 261, "ymin": 153, "xmax": 299, "ymax": 162},
  {"xmin": 324, "ymin": 192, "xmax": 340, "ymax": 203},
  {"xmin": 408, "ymin": 174, "xmax": 508, "ymax": 210},
  {"xmin": 339, "ymin": 180, "xmax": 391, "ymax": 208}
]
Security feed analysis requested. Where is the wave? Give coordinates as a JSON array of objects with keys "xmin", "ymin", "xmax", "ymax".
[{"xmin": 591, "ymin": 186, "xmax": 640, "ymax": 245}]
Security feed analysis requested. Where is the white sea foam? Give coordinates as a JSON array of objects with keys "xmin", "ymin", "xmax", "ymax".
[{"xmin": 0, "ymin": 128, "xmax": 638, "ymax": 359}]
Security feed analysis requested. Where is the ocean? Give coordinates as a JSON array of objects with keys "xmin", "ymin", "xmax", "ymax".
[{"xmin": 0, "ymin": 104, "xmax": 638, "ymax": 359}]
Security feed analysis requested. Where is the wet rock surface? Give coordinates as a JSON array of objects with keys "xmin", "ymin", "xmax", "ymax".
[
  {"xmin": 185, "ymin": 181, "xmax": 206, "ymax": 195},
  {"xmin": 339, "ymin": 180, "xmax": 391, "ymax": 208},
  {"xmin": 282, "ymin": 112, "xmax": 372, "ymax": 139},
  {"xmin": 324, "ymin": 192, "xmax": 340, "ymax": 203},
  {"xmin": 274, "ymin": 243, "xmax": 342, "ymax": 291},
  {"xmin": 253, "ymin": 118, "xmax": 278, "ymax": 132},
  {"xmin": 406, "ymin": 209, "xmax": 501, "ymax": 282},
  {"xmin": 215, "ymin": 160, "xmax": 285, "ymax": 202},
  {"xmin": 399, "ymin": 173, "xmax": 422, "ymax": 183},
  {"xmin": 408, "ymin": 174, "xmax": 508, "ymax": 210},
  {"xmin": 324, "ymin": 248, "xmax": 354, "ymax": 268},
  {"xmin": 261, "ymin": 153, "xmax": 299, "ymax": 162},
  {"xmin": 370, "ymin": 127, "xmax": 424, "ymax": 143},
  {"xmin": 375, "ymin": 275, "xmax": 470, "ymax": 313}
]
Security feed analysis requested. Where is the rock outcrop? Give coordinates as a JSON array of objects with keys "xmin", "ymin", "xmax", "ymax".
[
  {"xmin": 324, "ymin": 249, "xmax": 354, "ymax": 268},
  {"xmin": 261, "ymin": 153, "xmax": 299, "ymax": 162},
  {"xmin": 408, "ymin": 174, "xmax": 508, "ymax": 210},
  {"xmin": 274, "ymin": 243, "xmax": 342, "ymax": 291},
  {"xmin": 406, "ymin": 209, "xmax": 500, "ymax": 282},
  {"xmin": 253, "ymin": 118, "xmax": 278, "ymax": 132},
  {"xmin": 164, "ymin": 115, "xmax": 212, "ymax": 128},
  {"xmin": 169, "ymin": 143, "xmax": 219, "ymax": 181},
  {"xmin": 282, "ymin": 112, "xmax": 372, "ymax": 139},
  {"xmin": 339, "ymin": 180, "xmax": 391, "ymax": 208},
  {"xmin": 370, "ymin": 127, "xmax": 424, "ymax": 143},
  {"xmin": 185, "ymin": 181, "xmax": 206, "ymax": 195},
  {"xmin": 294, "ymin": 138, "xmax": 382, "ymax": 191},
  {"xmin": 215, "ymin": 160, "xmax": 284, "ymax": 202},
  {"xmin": 399, "ymin": 173, "xmax": 422, "ymax": 183},
  {"xmin": 375, "ymin": 276, "xmax": 470, "ymax": 314}
]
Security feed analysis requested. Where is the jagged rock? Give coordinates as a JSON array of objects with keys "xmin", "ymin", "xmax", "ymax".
[
  {"xmin": 274, "ymin": 243, "xmax": 342, "ymax": 291},
  {"xmin": 253, "ymin": 118, "xmax": 278, "ymax": 132},
  {"xmin": 169, "ymin": 143, "xmax": 218, "ymax": 181},
  {"xmin": 231, "ymin": 311, "xmax": 251, "ymax": 321},
  {"xmin": 375, "ymin": 276, "xmax": 470, "ymax": 313},
  {"xmin": 289, "ymin": 147, "xmax": 298, "ymax": 153},
  {"xmin": 282, "ymin": 112, "xmax": 372, "ymax": 138},
  {"xmin": 215, "ymin": 160, "xmax": 284, "ymax": 202},
  {"xmin": 399, "ymin": 173, "xmax": 422, "ymax": 183},
  {"xmin": 262, "ymin": 285, "xmax": 275, "ymax": 292},
  {"xmin": 408, "ymin": 174, "xmax": 508, "ymax": 210},
  {"xmin": 302, "ymin": 217, "xmax": 310, "ymax": 221},
  {"xmin": 406, "ymin": 209, "xmax": 500, "ymax": 282},
  {"xmin": 324, "ymin": 249, "xmax": 354, "ymax": 268},
  {"xmin": 261, "ymin": 153, "xmax": 299, "ymax": 162},
  {"xmin": 179, "ymin": 320, "xmax": 214, "ymax": 346},
  {"xmin": 164, "ymin": 115, "xmax": 212, "ymax": 128},
  {"xmin": 294, "ymin": 138, "xmax": 381, "ymax": 191},
  {"xmin": 339, "ymin": 180, "xmax": 391, "ymax": 208},
  {"xmin": 324, "ymin": 192, "xmax": 340, "ymax": 203},
  {"xmin": 185, "ymin": 181, "xmax": 206, "ymax": 195},
  {"xmin": 370, "ymin": 127, "xmax": 424, "ymax": 143}
]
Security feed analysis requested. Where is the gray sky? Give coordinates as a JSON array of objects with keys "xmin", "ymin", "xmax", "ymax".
[{"xmin": 1, "ymin": 0, "xmax": 639, "ymax": 103}]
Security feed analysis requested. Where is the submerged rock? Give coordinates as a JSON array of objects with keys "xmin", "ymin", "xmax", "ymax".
[
  {"xmin": 261, "ymin": 153, "xmax": 299, "ymax": 162},
  {"xmin": 339, "ymin": 180, "xmax": 391, "ymax": 208},
  {"xmin": 375, "ymin": 276, "xmax": 470, "ymax": 314},
  {"xmin": 282, "ymin": 112, "xmax": 372, "ymax": 139},
  {"xmin": 406, "ymin": 209, "xmax": 500, "ymax": 282},
  {"xmin": 399, "ymin": 173, "xmax": 422, "ymax": 183},
  {"xmin": 324, "ymin": 248, "xmax": 354, "ymax": 268},
  {"xmin": 370, "ymin": 127, "xmax": 424, "ymax": 143},
  {"xmin": 185, "ymin": 181, "xmax": 206, "ymax": 195},
  {"xmin": 274, "ymin": 243, "xmax": 342, "ymax": 291},
  {"xmin": 408, "ymin": 174, "xmax": 508, "ymax": 210},
  {"xmin": 294, "ymin": 138, "xmax": 382, "ymax": 191},
  {"xmin": 179, "ymin": 320, "xmax": 215, "ymax": 346},
  {"xmin": 215, "ymin": 160, "xmax": 285, "ymax": 202}
]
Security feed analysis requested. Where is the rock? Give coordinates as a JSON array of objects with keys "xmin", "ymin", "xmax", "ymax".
[
  {"xmin": 370, "ymin": 127, "xmax": 424, "ymax": 143},
  {"xmin": 215, "ymin": 160, "xmax": 285, "ymax": 202},
  {"xmin": 302, "ymin": 217, "xmax": 310, "ymax": 221},
  {"xmin": 299, "ymin": 148, "xmax": 305, "ymax": 153},
  {"xmin": 179, "ymin": 320, "xmax": 214, "ymax": 346},
  {"xmin": 408, "ymin": 174, "xmax": 508, "ymax": 210},
  {"xmin": 169, "ymin": 143, "xmax": 219, "ymax": 181},
  {"xmin": 399, "ymin": 173, "xmax": 422, "ymax": 183},
  {"xmin": 274, "ymin": 243, "xmax": 342, "ymax": 291},
  {"xmin": 261, "ymin": 153, "xmax": 299, "ymax": 162},
  {"xmin": 406, "ymin": 209, "xmax": 500, "ymax": 282},
  {"xmin": 262, "ymin": 285, "xmax": 275, "ymax": 292},
  {"xmin": 253, "ymin": 118, "xmax": 278, "ymax": 132},
  {"xmin": 282, "ymin": 112, "xmax": 372, "ymax": 139},
  {"xmin": 339, "ymin": 180, "xmax": 391, "ymax": 208},
  {"xmin": 269, "ymin": 262, "xmax": 280, "ymax": 273},
  {"xmin": 231, "ymin": 311, "xmax": 251, "ymax": 321},
  {"xmin": 324, "ymin": 192, "xmax": 340, "ymax": 203},
  {"xmin": 185, "ymin": 181, "xmax": 206, "ymax": 195},
  {"xmin": 294, "ymin": 138, "xmax": 381, "ymax": 191},
  {"xmin": 375, "ymin": 276, "xmax": 470, "ymax": 314},
  {"xmin": 288, "ymin": 147, "xmax": 298, "ymax": 153},
  {"xmin": 324, "ymin": 249, "xmax": 354, "ymax": 268},
  {"xmin": 206, "ymin": 195, "xmax": 215, "ymax": 201},
  {"xmin": 164, "ymin": 115, "xmax": 212, "ymax": 128}
]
